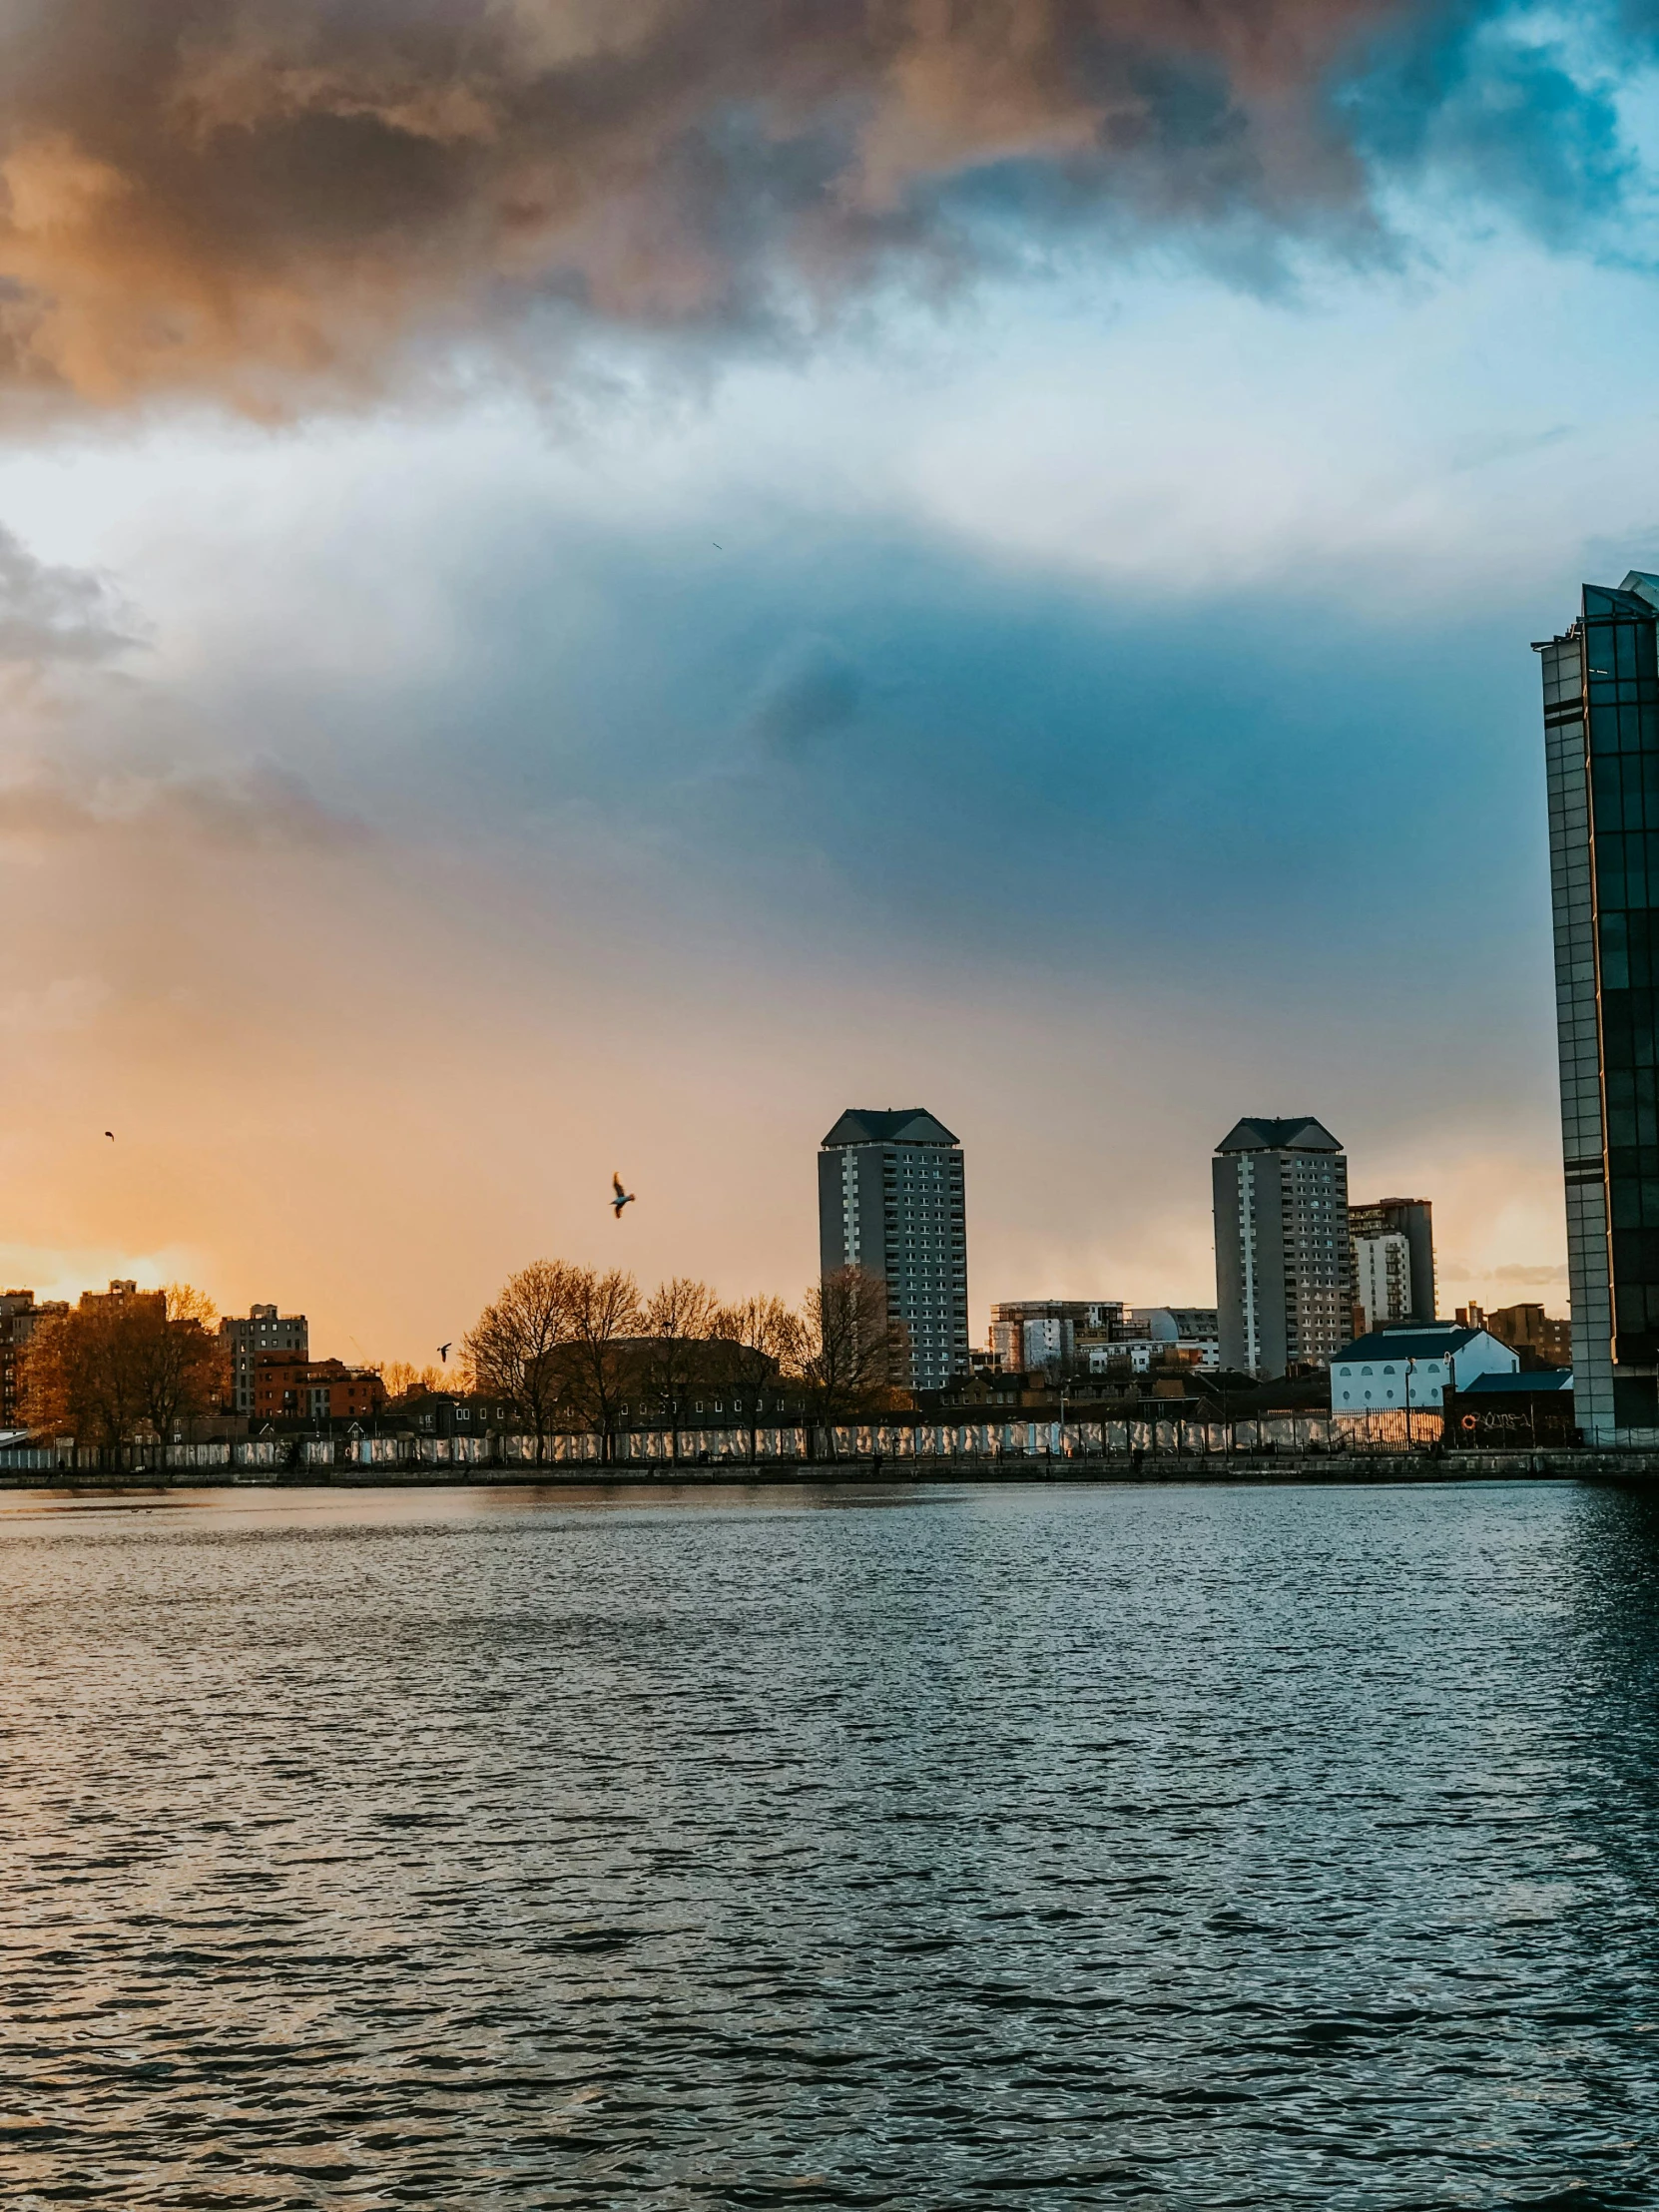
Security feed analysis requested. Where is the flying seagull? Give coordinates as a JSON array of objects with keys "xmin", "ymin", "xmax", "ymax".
[
  {"xmin": 612, "ymin": 1173, "xmax": 636, "ymax": 1219},
  {"xmin": 438, "ymin": 1343, "xmax": 452, "ymax": 1364}
]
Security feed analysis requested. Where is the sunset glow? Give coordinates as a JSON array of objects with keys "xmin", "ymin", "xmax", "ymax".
[{"xmin": 5, "ymin": 1, "xmax": 1654, "ymax": 1358}]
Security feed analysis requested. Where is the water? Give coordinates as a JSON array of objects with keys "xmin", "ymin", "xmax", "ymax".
[{"xmin": 2, "ymin": 1479, "xmax": 1658, "ymax": 2210}]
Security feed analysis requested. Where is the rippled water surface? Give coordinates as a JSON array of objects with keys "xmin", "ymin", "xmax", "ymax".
[{"xmin": 4, "ymin": 1479, "xmax": 1659, "ymax": 2209}]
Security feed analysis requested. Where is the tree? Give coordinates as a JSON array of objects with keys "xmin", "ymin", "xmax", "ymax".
[
  {"xmin": 641, "ymin": 1277, "xmax": 721, "ymax": 1463},
  {"xmin": 19, "ymin": 1282, "xmax": 227, "ymax": 1454},
  {"xmin": 562, "ymin": 1268, "xmax": 644, "ymax": 1463},
  {"xmin": 379, "ymin": 1360, "xmax": 452, "ymax": 1401},
  {"xmin": 140, "ymin": 1285, "xmax": 230, "ymax": 1440},
  {"xmin": 801, "ymin": 1267, "xmax": 911, "ymax": 1454},
  {"xmin": 713, "ymin": 1294, "xmax": 805, "ymax": 1462},
  {"xmin": 463, "ymin": 1260, "xmax": 581, "ymax": 1462}
]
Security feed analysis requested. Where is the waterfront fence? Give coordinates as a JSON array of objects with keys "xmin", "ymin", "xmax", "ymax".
[{"xmin": 0, "ymin": 1408, "xmax": 1447, "ymax": 1475}]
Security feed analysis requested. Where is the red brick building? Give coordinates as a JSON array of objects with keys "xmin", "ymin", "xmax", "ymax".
[
  {"xmin": 0, "ymin": 1290, "xmax": 69, "ymax": 1428},
  {"xmin": 254, "ymin": 1353, "xmax": 387, "ymax": 1423}
]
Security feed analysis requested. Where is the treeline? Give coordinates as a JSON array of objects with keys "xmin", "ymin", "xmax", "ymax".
[
  {"xmin": 13, "ymin": 1262, "xmax": 909, "ymax": 1458},
  {"xmin": 459, "ymin": 1261, "xmax": 908, "ymax": 1459},
  {"xmin": 19, "ymin": 1287, "xmax": 226, "ymax": 1449}
]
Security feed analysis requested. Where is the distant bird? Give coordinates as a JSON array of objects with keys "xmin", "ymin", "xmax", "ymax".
[
  {"xmin": 438, "ymin": 1343, "xmax": 452, "ymax": 1364},
  {"xmin": 712, "ymin": 542, "xmax": 723, "ymax": 550},
  {"xmin": 612, "ymin": 1173, "xmax": 636, "ymax": 1219},
  {"xmin": 104, "ymin": 1131, "xmax": 114, "ymax": 1141}
]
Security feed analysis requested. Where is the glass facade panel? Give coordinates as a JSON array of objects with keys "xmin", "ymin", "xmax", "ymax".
[
  {"xmin": 1584, "ymin": 588, "xmax": 1659, "ymax": 1382},
  {"xmin": 1541, "ymin": 576, "xmax": 1659, "ymax": 1438}
]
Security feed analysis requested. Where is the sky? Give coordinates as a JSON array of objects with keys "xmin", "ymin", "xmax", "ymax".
[{"xmin": 3, "ymin": 0, "xmax": 1659, "ymax": 1361}]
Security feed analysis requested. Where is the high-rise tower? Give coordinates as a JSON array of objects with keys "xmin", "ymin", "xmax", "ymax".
[
  {"xmin": 1213, "ymin": 1118, "xmax": 1349, "ymax": 1377},
  {"xmin": 1536, "ymin": 571, "xmax": 1659, "ymax": 1442},
  {"xmin": 818, "ymin": 1109, "xmax": 968, "ymax": 1391},
  {"xmin": 1348, "ymin": 1198, "xmax": 1436, "ymax": 1326}
]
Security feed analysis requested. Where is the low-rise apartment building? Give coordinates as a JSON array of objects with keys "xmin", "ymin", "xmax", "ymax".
[
  {"xmin": 1458, "ymin": 1301, "xmax": 1572, "ymax": 1368},
  {"xmin": 254, "ymin": 1353, "xmax": 386, "ymax": 1423},
  {"xmin": 221, "ymin": 1304, "xmax": 308, "ymax": 1417}
]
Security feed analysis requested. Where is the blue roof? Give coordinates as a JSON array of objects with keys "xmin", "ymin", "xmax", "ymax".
[
  {"xmin": 1461, "ymin": 1369, "xmax": 1573, "ymax": 1395},
  {"xmin": 1215, "ymin": 1116, "xmax": 1342, "ymax": 1155},
  {"xmin": 1334, "ymin": 1328, "xmax": 1481, "ymax": 1362},
  {"xmin": 822, "ymin": 1108, "xmax": 959, "ymax": 1148}
]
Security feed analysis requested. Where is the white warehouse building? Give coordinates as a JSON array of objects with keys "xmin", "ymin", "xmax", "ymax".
[{"xmin": 1330, "ymin": 1323, "xmax": 1518, "ymax": 1412}]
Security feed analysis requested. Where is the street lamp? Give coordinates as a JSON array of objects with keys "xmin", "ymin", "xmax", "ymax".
[{"xmin": 1402, "ymin": 1357, "xmax": 1412, "ymax": 1450}]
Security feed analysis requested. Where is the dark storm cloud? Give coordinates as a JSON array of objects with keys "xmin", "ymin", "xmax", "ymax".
[{"xmin": 0, "ymin": 0, "xmax": 1623, "ymax": 411}]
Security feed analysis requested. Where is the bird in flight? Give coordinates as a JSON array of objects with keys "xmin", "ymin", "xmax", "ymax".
[
  {"xmin": 612, "ymin": 1173, "xmax": 636, "ymax": 1218},
  {"xmin": 437, "ymin": 1343, "xmax": 452, "ymax": 1364},
  {"xmin": 104, "ymin": 1131, "xmax": 114, "ymax": 1141}
]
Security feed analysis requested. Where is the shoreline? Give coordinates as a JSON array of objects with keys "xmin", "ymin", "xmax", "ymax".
[{"xmin": 0, "ymin": 1450, "xmax": 1650, "ymax": 1492}]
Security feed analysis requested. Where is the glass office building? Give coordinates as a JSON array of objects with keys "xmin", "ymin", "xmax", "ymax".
[{"xmin": 1537, "ymin": 571, "xmax": 1659, "ymax": 1442}]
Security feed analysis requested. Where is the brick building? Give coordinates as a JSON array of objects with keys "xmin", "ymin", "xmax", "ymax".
[
  {"xmin": 1456, "ymin": 1301, "xmax": 1572, "ymax": 1370},
  {"xmin": 254, "ymin": 1353, "xmax": 387, "ymax": 1423},
  {"xmin": 0, "ymin": 1290, "xmax": 69, "ymax": 1428},
  {"xmin": 221, "ymin": 1305, "xmax": 308, "ymax": 1416}
]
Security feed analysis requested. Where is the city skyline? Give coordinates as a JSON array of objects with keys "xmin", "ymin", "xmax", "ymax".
[{"xmin": 0, "ymin": 1072, "xmax": 1565, "ymax": 1371}]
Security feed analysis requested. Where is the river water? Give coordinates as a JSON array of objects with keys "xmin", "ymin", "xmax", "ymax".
[{"xmin": 2, "ymin": 1479, "xmax": 1657, "ymax": 2209}]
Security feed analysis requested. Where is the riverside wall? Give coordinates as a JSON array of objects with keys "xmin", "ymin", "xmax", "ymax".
[
  {"xmin": 0, "ymin": 1438, "xmax": 1652, "ymax": 1487},
  {"xmin": 0, "ymin": 1409, "xmax": 1448, "ymax": 1479}
]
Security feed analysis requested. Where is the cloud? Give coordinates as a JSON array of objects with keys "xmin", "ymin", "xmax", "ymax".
[
  {"xmin": 0, "ymin": 521, "xmax": 137, "ymax": 661},
  {"xmin": 0, "ymin": 0, "xmax": 1639, "ymax": 412},
  {"xmin": 0, "ymin": 759, "xmax": 367, "ymax": 851},
  {"xmin": 1439, "ymin": 1259, "xmax": 1567, "ymax": 1287}
]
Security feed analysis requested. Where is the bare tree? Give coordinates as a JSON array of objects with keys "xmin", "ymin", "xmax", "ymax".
[
  {"xmin": 713, "ymin": 1294, "xmax": 805, "ymax": 1463},
  {"xmin": 379, "ymin": 1360, "xmax": 452, "ymax": 1401},
  {"xmin": 801, "ymin": 1267, "xmax": 910, "ymax": 1456},
  {"xmin": 641, "ymin": 1277, "xmax": 720, "ymax": 1463},
  {"xmin": 463, "ymin": 1260, "xmax": 581, "ymax": 1462},
  {"xmin": 563, "ymin": 1268, "xmax": 645, "ymax": 1463},
  {"xmin": 139, "ymin": 1285, "xmax": 229, "ymax": 1440}
]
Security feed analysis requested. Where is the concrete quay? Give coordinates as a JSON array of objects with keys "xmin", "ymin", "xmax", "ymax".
[{"xmin": 0, "ymin": 1450, "xmax": 1652, "ymax": 1490}]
